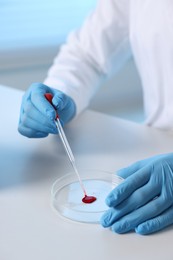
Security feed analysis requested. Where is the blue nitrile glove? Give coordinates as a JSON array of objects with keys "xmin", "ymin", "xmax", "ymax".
[
  {"xmin": 18, "ymin": 83, "xmax": 76, "ymax": 138},
  {"xmin": 100, "ymin": 153, "xmax": 173, "ymax": 235}
]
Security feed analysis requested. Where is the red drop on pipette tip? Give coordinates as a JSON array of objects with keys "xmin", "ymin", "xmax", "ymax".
[{"xmin": 82, "ymin": 195, "xmax": 97, "ymax": 204}]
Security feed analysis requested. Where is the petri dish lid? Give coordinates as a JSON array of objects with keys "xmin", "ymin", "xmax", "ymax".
[{"xmin": 51, "ymin": 169, "xmax": 123, "ymax": 224}]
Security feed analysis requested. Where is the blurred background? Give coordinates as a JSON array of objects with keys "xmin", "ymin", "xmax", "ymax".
[{"xmin": 0, "ymin": 0, "xmax": 144, "ymax": 122}]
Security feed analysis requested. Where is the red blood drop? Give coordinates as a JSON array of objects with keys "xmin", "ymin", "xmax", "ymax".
[{"xmin": 82, "ymin": 195, "xmax": 97, "ymax": 204}]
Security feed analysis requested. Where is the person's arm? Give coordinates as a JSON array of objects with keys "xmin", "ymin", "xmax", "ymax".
[
  {"xmin": 44, "ymin": 0, "xmax": 131, "ymax": 116},
  {"xmin": 18, "ymin": 0, "xmax": 131, "ymax": 138}
]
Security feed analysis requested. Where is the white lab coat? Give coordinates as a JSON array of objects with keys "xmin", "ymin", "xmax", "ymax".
[{"xmin": 44, "ymin": 0, "xmax": 173, "ymax": 130}]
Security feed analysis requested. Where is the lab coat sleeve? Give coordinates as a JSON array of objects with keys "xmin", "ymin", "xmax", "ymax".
[{"xmin": 44, "ymin": 0, "xmax": 131, "ymax": 117}]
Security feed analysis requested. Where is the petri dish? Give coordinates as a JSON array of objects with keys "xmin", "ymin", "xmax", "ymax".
[{"xmin": 51, "ymin": 169, "xmax": 124, "ymax": 224}]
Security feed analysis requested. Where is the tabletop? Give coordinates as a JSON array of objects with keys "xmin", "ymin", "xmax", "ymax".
[{"xmin": 1, "ymin": 85, "xmax": 173, "ymax": 260}]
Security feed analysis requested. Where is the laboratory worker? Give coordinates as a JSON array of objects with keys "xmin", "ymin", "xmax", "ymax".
[{"xmin": 18, "ymin": 0, "xmax": 173, "ymax": 235}]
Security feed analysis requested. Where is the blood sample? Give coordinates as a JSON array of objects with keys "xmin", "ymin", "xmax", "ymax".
[{"xmin": 82, "ymin": 195, "xmax": 97, "ymax": 204}]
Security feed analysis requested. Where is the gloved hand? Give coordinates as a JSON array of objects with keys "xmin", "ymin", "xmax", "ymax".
[
  {"xmin": 18, "ymin": 83, "xmax": 76, "ymax": 138},
  {"xmin": 100, "ymin": 153, "xmax": 173, "ymax": 235}
]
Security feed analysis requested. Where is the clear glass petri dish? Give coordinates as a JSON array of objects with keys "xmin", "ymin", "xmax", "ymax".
[{"xmin": 51, "ymin": 169, "xmax": 124, "ymax": 224}]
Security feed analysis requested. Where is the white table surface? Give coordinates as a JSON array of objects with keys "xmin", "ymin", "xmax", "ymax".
[{"xmin": 1, "ymin": 85, "xmax": 173, "ymax": 260}]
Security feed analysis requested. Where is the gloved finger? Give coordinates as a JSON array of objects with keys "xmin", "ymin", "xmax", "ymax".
[
  {"xmin": 52, "ymin": 91, "xmax": 69, "ymax": 110},
  {"xmin": 100, "ymin": 179, "xmax": 160, "ymax": 227},
  {"xmin": 117, "ymin": 161, "xmax": 142, "ymax": 179},
  {"xmin": 53, "ymin": 93, "xmax": 76, "ymax": 124},
  {"xmin": 18, "ymin": 125, "xmax": 48, "ymax": 138},
  {"xmin": 135, "ymin": 206, "xmax": 173, "ymax": 235},
  {"xmin": 117, "ymin": 157, "xmax": 154, "ymax": 179},
  {"xmin": 106, "ymin": 165, "xmax": 151, "ymax": 207},
  {"xmin": 23, "ymin": 100, "xmax": 57, "ymax": 131},
  {"xmin": 111, "ymin": 195, "xmax": 171, "ymax": 234},
  {"xmin": 30, "ymin": 84, "xmax": 56, "ymax": 120},
  {"xmin": 20, "ymin": 114, "xmax": 57, "ymax": 134}
]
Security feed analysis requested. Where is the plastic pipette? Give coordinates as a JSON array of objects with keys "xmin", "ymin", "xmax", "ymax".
[{"xmin": 44, "ymin": 93, "xmax": 96, "ymax": 203}]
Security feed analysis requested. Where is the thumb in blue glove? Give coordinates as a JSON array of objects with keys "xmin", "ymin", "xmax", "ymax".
[
  {"xmin": 100, "ymin": 153, "xmax": 173, "ymax": 235},
  {"xmin": 18, "ymin": 83, "xmax": 76, "ymax": 138}
]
